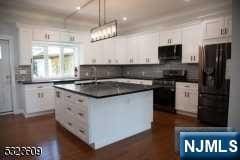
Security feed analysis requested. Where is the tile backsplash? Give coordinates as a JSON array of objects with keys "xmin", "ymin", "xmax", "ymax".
[
  {"xmin": 79, "ymin": 65, "xmax": 122, "ymax": 80},
  {"xmin": 122, "ymin": 61, "xmax": 199, "ymax": 80},
  {"xmin": 79, "ymin": 61, "xmax": 199, "ymax": 81},
  {"xmin": 15, "ymin": 65, "xmax": 32, "ymax": 82}
]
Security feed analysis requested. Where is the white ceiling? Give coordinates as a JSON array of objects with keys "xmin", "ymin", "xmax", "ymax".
[{"xmin": 0, "ymin": 0, "xmax": 232, "ymax": 32}]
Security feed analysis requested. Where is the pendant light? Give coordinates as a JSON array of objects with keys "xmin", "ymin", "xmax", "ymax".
[{"xmin": 90, "ymin": 0, "xmax": 117, "ymax": 42}]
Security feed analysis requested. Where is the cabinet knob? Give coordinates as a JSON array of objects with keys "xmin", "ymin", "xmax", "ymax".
[
  {"xmin": 78, "ymin": 113, "xmax": 84, "ymax": 117},
  {"xmin": 67, "ymin": 107, "xmax": 72, "ymax": 111},
  {"xmin": 68, "ymin": 122, "xmax": 72, "ymax": 126},
  {"xmin": 79, "ymin": 129, "xmax": 85, "ymax": 134},
  {"xmin": 78, "ymin": 99, "xmax": 84, "ymax": 103}
]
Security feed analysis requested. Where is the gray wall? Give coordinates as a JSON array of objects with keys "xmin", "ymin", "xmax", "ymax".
[{"xmin": 228, "ymin": 0, "xmax": 240, "ymax": 131}]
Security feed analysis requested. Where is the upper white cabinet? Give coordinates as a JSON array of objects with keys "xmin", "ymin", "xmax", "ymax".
[
  {"xmin": 182, "ymin": 24, "xmax": 202, "ymax": 63},
  {"xmin": 115, "ymin": 37, "xmax": 128, "ymax": 64},
  {"xmin": 159, "ymin": 29, "xmax": 182, "ymax": 46},
  {"xmin": 103, "ymin": 39, "xmax": 116, "ymax": 64},
  {"xmin": 203, "ymin": 16, "xmax": 232, "ymax": 40},
  {"xmin": 84, "ymin": 41, "xmax": 104, "ymax": 65},
  {"xmin": 60, "ymin": 32, "xmax": 80, "ymax": 43},
  {"xmin": 139, "ymin": 33, "xmax": 159, "ymax": 64},
  {"xmin": 127, "ymin": 36, "xmax": 140, "ymax": 64},
  {"xmin": 18, "ymin": 28, "xmax": 32, "ymax": 65},
  {"xmin": 32, "ymin": 29, "xmax": 60, "ymax": 42}
]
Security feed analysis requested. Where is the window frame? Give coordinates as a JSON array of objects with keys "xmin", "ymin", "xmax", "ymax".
[{"xmin": 32, "ymin": 42, "xmax": 79, "ymax": 80}]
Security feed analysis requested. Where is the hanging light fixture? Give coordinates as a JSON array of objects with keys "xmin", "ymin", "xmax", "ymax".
[{"xmin": 90, "ymin": 0, "xmax": 117, "ymax": 42}]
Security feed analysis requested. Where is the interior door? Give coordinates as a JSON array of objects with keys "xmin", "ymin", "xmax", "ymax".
[{"xmin": 0, "ymin": 40, "xmax": 12, "ymax": 113}]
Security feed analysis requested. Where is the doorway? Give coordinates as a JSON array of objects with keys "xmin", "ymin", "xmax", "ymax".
[{"xmin": 0, "ymin": 39, "xmax": 13, "ymax": 113}]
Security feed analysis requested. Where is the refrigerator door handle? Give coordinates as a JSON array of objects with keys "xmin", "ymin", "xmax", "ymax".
[{"xmin": 215, "ymin": 44, "xmax": 220, "ymax": 89}]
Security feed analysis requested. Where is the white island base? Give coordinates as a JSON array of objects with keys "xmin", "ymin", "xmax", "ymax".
[{"xmin": 55, "ymin": 89, "xmax": 153, "ymax": 149}]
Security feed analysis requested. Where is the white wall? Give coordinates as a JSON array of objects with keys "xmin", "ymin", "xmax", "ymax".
[
  {"xmin": 0, "ymin": 22, "xmax": 23, "ymax": 113},
  {"xmin": 228, "ymin": 0, "xmax": 240, "ymax": 131}
]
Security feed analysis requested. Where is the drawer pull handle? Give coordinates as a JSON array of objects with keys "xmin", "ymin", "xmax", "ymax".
[
  {"xmin": 78, "ymin": 113, "xmax": 84, "ymax": 117},
  {"xmin": 184, "ymin": 86, "xmax": 190, "ymax": 88},
  {"xmin": 79, "ymin": 129, "xmax": 85, "ymax": 134},
  {"xmin": 67, "ymin": 107, "xmax": 72, "ymax": 111},
  {"xmin": 67, "ymin": 95, "xmax": 71, "ymax": 98},
  {"xmin": 37, "ymin": 86, "xmax": 43, "ymax": 88},
  {"xmin": 68, "ymin": 122, "xmax": 72, "ymax": 126},
  {"xmin": 78, "ymin": 99, "xmax": 84, "ymax": 102}
]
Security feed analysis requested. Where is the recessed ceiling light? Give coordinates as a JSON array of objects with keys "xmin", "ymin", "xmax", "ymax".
[
  {"xmin": 123, "ymin": 17, "xmax": 128, "ymax": 21},
  {"xmin": 76, "ymin": 6, "xmax": 81, "ymax": 10}
]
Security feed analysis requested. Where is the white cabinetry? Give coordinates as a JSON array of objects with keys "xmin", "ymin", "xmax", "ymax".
[
  {"xmin": 139, "ymin": 33, "xmax": 159, "ymax": 64},
  {"xmin": 203, "ymin": 16, "xmax": 232, "ymax": 40},
  {"xmin": 175, "ymin": 82, "xmax": 198, "ymax": 116},
  {"xmin": 84, "ymin": 41, "xmax": 104, "ymax": 64},
  {"xmin": 115, "ymin": 37, "xmax": 128, "ymax": 64},
  {"xmin": 103, "ymin": 39, "xmax": 116, "ymax": 64},
  {"xmin": 18, "ymin": 28, "xmax": 32, "ymax": 65},
  {"xmin": 182, "ymin": 24, "xmax": 202, "ymax": 63},
  {"xmin": 32, "ymin": 29, "xmax": 60, "ymax": 42},
  {"xmin": 159, "ymin": 29, "xmax": 182, "ymax": 46},
  {"xmin": 60, "ymin": 32, "xmax": 80, "ymax": 43},
  {"xmin": 127, "ymin": 36, "xmax": 140, "ymax": 64},
  {"xmin": 23, "ymin": 83, "xmax": 55, "ymax": 117}
]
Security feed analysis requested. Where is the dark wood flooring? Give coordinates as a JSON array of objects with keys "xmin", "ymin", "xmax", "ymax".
[{"xmin": 0, "ymin": 111, "xmax": 204, "ymax": 160}]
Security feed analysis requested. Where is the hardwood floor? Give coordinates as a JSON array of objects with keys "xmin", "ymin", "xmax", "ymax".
[{"xmin": 0, "ymin": 111, "xmax": 204, "ymax": 160}]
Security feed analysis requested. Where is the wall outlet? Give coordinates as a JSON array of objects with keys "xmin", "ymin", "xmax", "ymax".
[{"xmin": 85, "ymin": 72, "xmax": 89, "ymax": 76}]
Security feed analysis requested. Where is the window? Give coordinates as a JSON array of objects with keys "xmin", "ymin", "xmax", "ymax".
[{"xmin": 32, "ymin": 44, "xmax": 78, "ymax": 79}]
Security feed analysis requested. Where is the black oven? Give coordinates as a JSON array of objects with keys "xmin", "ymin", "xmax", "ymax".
[
  {"xmin": 153, "ymin": 70, "xmax": 187, "ymax": 113},
  {"xmin": 153, "ymin": 86, "xmax": 176, "ymax": 113}
]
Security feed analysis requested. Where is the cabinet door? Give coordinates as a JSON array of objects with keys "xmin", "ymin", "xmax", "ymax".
[
  {"xmin": 159, "ymin": 29, "xmax": 181, "ymax": 46},
  {"xmin": 187, "ymin": 90, "xmax": 198, "ymax": 113},
  {"xmin": 103, "ymin": 39, "xmax": 116, "ymax": 64},
  {"xmin": 115, "ymin": 37, "xmax": 127, "ymax": 64},
  {"xmin": 19, "ymin": 28, "xmax": 32, "ymax": 65},
  {"xmin": 139, "ymin": 33, "xmax": 159, "ymax": 64},
  {"xmin": 127, "ymin": 36, "xmax": 140, "ymax": 64},
  {"xmin": 60, "ymin": 32, "xmax": 79, "ymax": 43},
  {"xmin": 32, "ymin": 29, "xmax": 60, "ymax": 42},
  {"xmin": 224, "ymin": 16, "xmax": 232, "ymax": 37},
  {"xmin": 40, "ymin": 87, "xmax": 55, "ymax": 110},
  {"xmin": 182, "ymin": 25, "xmax": 202, "ymax": 63},
  {"xmin": 25, "ymin": 89, "xmax": 41, "ymax": 113},
  {"xmin": 84, "ymin": 41, "xmax": 104, "ymax": 64},
  {"xmin": 203, "ymin": 18, "xmax": 224, "ymax": 39},
  {"xmin": 175, "ymin": 88, "xmax": 189, "ymax": 111}
]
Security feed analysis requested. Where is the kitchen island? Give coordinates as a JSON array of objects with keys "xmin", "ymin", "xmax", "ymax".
[{"xmin": 54, "ymin": 81, "xmax": 157, "ymax": 149}]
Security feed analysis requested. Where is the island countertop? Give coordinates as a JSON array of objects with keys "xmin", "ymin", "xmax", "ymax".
[{"xmin": 54, "ymin": 81, "xmax": 159, "ymax": 98}]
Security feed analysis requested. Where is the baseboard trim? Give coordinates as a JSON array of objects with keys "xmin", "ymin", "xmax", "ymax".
[
  {"xmin": 176, "ymin": 110, "xmax": 197, "ymax": 118},
  {"xmin": 24, "ymin": 110, "xmax": 54, "ymax": 118}
]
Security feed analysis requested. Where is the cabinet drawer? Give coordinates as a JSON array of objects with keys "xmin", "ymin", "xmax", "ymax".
[
  {"xmin": 63, "ymin": 91, "xmax": 88, "ymax": 105},
  {"xmin": 24, "ymin": 83, "xmax": 53, "ymax": 90},
  {"xmin": 73, "ymin": 120, "xmax": 89, "ymax": 143},
  {"xmin": 176, "ymin": 82, "xmax": 198, "ymax": 90}
]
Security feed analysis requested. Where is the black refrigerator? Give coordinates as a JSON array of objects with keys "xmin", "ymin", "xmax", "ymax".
[{"xmin": 198, "ymin": 43, "xmax": 231, "ymax": 126}]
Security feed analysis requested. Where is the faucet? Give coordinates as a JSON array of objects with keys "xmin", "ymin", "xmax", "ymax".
[{"xmin": 91, "ymin": 66, "xmax": 98, "ymax": 84}]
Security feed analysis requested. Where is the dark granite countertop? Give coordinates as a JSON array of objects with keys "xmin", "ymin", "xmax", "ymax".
[
  {"xmin": 21, "ymin": 79, "xmax": 80, "ymax": 84},
  {"xmin": 54, "ymin": 81, "xmax": 160, "ymax": 99}
]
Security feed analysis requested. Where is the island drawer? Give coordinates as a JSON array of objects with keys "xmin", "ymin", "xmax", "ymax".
[
  {"xmin": 63, "ymin": 91, "xmax": 88, "ymax": 105},
  {"xmin": 73, "ymin": 120, "xmax": 89, "ymax": 143}
]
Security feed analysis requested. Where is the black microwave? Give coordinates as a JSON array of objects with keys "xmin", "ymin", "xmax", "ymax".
[{"xmin": 158, "ymin": 45, "xmax": 182, "ymax": 60}]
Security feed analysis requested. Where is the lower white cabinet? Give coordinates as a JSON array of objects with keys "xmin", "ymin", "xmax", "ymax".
[
  {"xmin": 175, "ymin": 82, "xmax": 198, "ymax": 116},
  {"xmin": 23, "ymin": 83, "xmax": 55, "ymax": 117}
]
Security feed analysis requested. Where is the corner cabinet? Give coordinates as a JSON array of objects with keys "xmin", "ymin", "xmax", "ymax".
[
  {"xmin": 159, "ymin": 29, "xmax": 182, "ymax": 46},
  {"xmin": 203, "ymin": 16, "xmax": 232, "ymax": 40},
  {"xmin": 22, "ymin": 83, "xmax": 55, "ymax": 117},
  {"xmin": 182, "ymin": 24, "xmax": 202, "ymax": 63},
  {"xmin": 18, "ymin": 28, "xmax": 32, "ymax": 65},
  {"xmin": 175, "ymin": 82, "xmax": 198, "ymax": 117}
]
